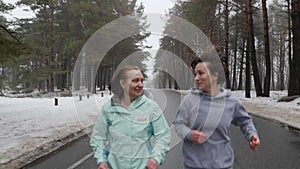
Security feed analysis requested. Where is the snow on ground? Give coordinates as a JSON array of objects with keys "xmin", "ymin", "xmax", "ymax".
[
  {"xmin": 1, "ymin": 90, "xmax": 300, "ymax": 169},
  {"xmin": 234, "ymin": 90, "xmax": 300, "ymax": 130},
  {"xmin": 0, "ymin": 91, "xmax": 112, "ymax": 169}
]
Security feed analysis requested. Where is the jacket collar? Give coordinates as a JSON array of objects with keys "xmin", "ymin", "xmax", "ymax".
[{"xmin": 110, "ymin": 94, "xmax": 145, "ymax": 108}]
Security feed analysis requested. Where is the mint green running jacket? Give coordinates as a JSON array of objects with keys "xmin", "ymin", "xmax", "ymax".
[{"xmin": 90, "ymin": 95, "xmax": 171, "ymax": 169}]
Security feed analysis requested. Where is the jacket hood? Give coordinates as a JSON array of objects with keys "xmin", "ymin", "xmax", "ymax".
[
  {"xmin": 190, "ymin": 87, "xmax": 232, "ymax": 100},
  {"xmin": 110, "ymin": 95, "xmax": 148, "ymax": 113}
]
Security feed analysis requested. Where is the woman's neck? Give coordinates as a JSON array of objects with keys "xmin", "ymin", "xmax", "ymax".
[
  {"xmin": 121, "ymin": 95, "xmax": 131, "ymax": 108},
  {"xmin": 120, "ymin": 95, "xmax": 137, "ymax": 108},
  {"xmin": 206, "ymin": 85, "xmax": 221, "ymax": 96}
]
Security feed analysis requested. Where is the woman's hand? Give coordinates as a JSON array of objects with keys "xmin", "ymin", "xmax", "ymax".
[
  {"xmin": 98, "ymin": 162, "xmax": 109, "ymax": 169},
  {"xmin": 190, "ymin": 130, "xmax": 208, "ymax": 144},
  {"xmin": 249, "ymin": 135, "xmax": 260, "ymax": 151},
  {"xmin": 146, "ymin": 158, "xmax": 158, "ymax": 169}
]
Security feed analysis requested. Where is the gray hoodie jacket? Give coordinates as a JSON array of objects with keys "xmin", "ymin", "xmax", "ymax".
[{"xmin": 173, "ymin": 88, "xmax": 258, "ymax": 169}]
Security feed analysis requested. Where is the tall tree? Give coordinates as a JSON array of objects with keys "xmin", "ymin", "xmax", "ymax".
[
  {"xmin": 287, "ymin": 0, "xmax": 292, "ymax": 91},
  {"xmin": 224, "ymin": 0, "xmax": 231, "ymax": 89},
  {"xmin": 262, "ymin": 0, "xmax": 271, "ymax": 96},
  {"xmin": 246, "ymin": 0, "xmax": 263, "ymax": 96},
  {"xmin": 0, "ymin": 1, "xmax": 31, "ymax": 93},
  {"xmin": 231, "ymin": 5, "xmax": 238, "ymax": 90},
  {"xmin": 16, "ymin": 0, "xmax": 59, "ymax": 92},
  {"xmin": 245, "ymin": 21, "xmax": 251, "ymax": 98},
  {"xmin": 289, "ymin": 0, "xmax": 300, "ymax": 96},
  {"xmin": 0, "ymin": 1, "xmax": 24, "ymax": 63}
]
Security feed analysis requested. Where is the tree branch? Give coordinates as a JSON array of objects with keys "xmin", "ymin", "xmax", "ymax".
[{"xmin": 0, "ymin": 24, "xmax": 22, "ymax": 44}]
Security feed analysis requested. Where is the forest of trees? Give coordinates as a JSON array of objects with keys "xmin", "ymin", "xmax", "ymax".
[
  {"xmin": 0, "ymin": 0, "xmax": 150, "ymax": 95},
  {"xmin": 0, "ymin": 0, "xmax": 300, "ymax": 98},
  {"xmin": 155, "ymin": 0, "xmax": 300, "ymax": 97}
]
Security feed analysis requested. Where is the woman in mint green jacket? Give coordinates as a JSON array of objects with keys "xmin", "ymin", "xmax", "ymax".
[{"xmin": 90, "ymin": 66, "xmax": 170, "ymax": 169}]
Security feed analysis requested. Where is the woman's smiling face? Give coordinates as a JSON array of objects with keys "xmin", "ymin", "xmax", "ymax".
[
  {"xmin": 121, "ymin": 70, "xmax": 144, "ymax": 100},
  {"xmin": 194, "ymin": 62, "xmax": 213, "ymax": 93}
]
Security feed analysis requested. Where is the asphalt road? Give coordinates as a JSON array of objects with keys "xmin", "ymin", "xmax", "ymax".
[{"xmin": 23, "ymin": 90, "xmax": 300, "ymax": 169}]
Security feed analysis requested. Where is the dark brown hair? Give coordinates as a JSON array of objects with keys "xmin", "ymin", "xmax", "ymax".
[{"xmin": 190, "ymin": 50, "xmax": 225, "ymax": 83}]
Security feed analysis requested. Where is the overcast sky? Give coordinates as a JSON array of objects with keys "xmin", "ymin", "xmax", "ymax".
[
  {"xmin": 3, "ymin": 0, "xmax": 174, "ymax": 19},
  {"xmin": 2, "ymin": 0, "xmax": 34, "ymax": 19},
  {"xmin": 137, "ymin": 0, "xmax": 173, "ymax": 14}
]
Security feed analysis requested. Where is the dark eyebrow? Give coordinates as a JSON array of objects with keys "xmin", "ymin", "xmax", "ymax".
[{"xmin": 132, "ymin": 77, "xmax": 143, "ymax": 81}]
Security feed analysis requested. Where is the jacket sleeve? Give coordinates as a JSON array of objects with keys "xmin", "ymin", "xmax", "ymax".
[
  {"xmin": 150, "ymin": 103, "xmax": 171, "ymax": 165},
  {"xmin": 232, "ymin": 100, "xmax": 258, "ymax": 141},
  {"xmin": 173, "ymin": 99, "xmax": 193, "ymax": 141},
  {"xmin": 90, "ymin": 107, "xmax": 110, "ymax": 165}
]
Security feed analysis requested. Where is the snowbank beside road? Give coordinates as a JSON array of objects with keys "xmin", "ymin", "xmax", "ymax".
[
  {"xmin": 0, "ymin": 93, "xmax": 111, "ymax": 169},
  {"xmin": 235, "ymin": 90, "xmax": 300, "ymax": 130}
]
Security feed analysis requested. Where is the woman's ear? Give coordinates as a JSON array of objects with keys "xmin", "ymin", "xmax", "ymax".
[
  {"xmin": 213, "ymin": 72, "xmax": 219, "ymax": 81},
  {"xmin": 120, "ymin": 79, "xmax": 125, "ymax": 89}
]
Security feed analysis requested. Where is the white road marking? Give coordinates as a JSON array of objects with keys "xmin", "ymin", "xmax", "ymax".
[{"xmin": 66, "ymin": 152, "xmax": 94, "ymax": 169}]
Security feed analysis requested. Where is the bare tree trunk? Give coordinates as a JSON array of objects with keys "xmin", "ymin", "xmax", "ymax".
[
  {"xmin": 224, "ymin": 0, "xmax": 231, "ymax": 89},
  {"xmin": 92, "ymin": 64, "xmax": 97, "ymax": 94},
  {"xmin": 86, "ymin": 63, "xmax": 92, "ymax": 93},
  {"xmin": 106, "ymin": 65, "xmax": 111, "ymax": 90},
  {"xmin": 232, "ymin": 5, "xmax": 239, "ymax": 90},
  {"xmin": 279, "ymin": 31, "xmax": 285, "ymax": 91},
  {"xmin": 262, "ymin": 0, "xmax": 271, "ymax": 96},
  {"xmin": 245, "ymin": 39, "xmax": 251, "ymax": 98},
  {"xmin": 100, "ymin": 65, "xmax": 104, "ymax": 90},
  {"xmin": 271, "ymin": 52, "xmax": 275, "ymax": 90},
  {"xmin": 42, "ymin": 4, "xmax": 50, "ymax": 92},
  {"xmin": 48, "ymin": 2, "xmax": 55, "ymax": 92},
  {"xmin": 218, "ymin": 3, "xmax": 222, "ymax": 45},
  {"xmin": 287, "ymin": 0, "xmax": 292, "ymax": 93},
  {"xmin": 245, "ymin": 3, "xmax": 251, "ymax": 98},
  {"xmin": 238, "ymin": 39, "xmax": 245, "ymax": 90},
  {"xmin": 168, "ymin": 73, "xmax": 172, "ymax": 89},
  {"xmin": 247, "ymin": 0, "xmax": 263, "ymax": 96},
  {"xmin": 73, "ymin": 59, "xmax": 81, "ymax": 91},
  {"xmin": 289, "ymin": 0, "xmax": 300, "ymax": 96}
]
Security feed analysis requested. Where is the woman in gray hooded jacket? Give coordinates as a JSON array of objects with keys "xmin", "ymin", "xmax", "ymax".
[{"xmin": 173, "ymin": 53, "xmax": 260, "ymax": 169}]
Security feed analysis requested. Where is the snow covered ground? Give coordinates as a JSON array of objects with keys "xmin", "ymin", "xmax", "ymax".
[
  {"xmin": 1, "ymin": 90, "xmax": 300, "ymax": 169},
  {"xmin": 0, "ymin": 91, "xmax": 112, "ymax": 169},
  {"xmin": 235, "ymin": 90, "xmax": 300, "ymax": 130}
]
